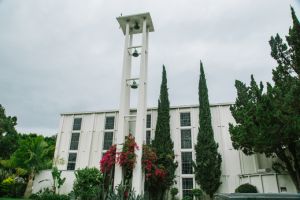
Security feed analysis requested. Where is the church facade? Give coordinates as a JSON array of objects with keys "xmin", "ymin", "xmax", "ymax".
[{"xmin": 32, "ymin": 103, "xmax": 297, "ymax": 198}]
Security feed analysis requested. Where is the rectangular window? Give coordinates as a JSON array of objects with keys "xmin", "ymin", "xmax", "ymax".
[
  {"xmin": 73, "ymin": 118, "xmax": 82, "ymax": 131},
  {"xmin": 103, "ymin": 131, "xmax": 114, "ymax": 150},
  {"xmin": 182, "ymin": 178, "xmax": 193, "ymax": 198},
  {"xmin": 146, "ymin": 130, "xmax": 151, "ymax": 145},
  {"xmin": 69, "ymin": 132, "xmax": 80, "ymax": 150},
  {"xmin": 67, "ymin": 153, "xmax": 77, "ymax": 170},
  {"xmin": 146, "ymin": 114, "xmax": 151, "ymax": 128},
  {"xmin": 181, "ymin": 129, "xmax": 192, "ymax": 149},
  {"xmin": 105, "ymin": 116, "xmax": 115, "ymax": 130},
  {"xmin": 182, "ymin": 152, "xmax": 193, "ymax": 174},
  {"xmin": 180, "ymin": 112, "xmax": 191, "ymax": 127}
]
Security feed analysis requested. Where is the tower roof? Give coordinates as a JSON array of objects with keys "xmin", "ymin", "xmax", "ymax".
[{"xmin": 117, "ymin": 12, "xmax": 154, "ymax": 35}]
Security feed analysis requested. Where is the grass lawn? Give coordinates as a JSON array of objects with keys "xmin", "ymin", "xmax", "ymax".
[{"xmin": 0, "ymin": 198, "xmax": 27, "ymax": 200}]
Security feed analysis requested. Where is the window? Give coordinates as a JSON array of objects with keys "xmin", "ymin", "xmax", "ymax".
[
  {"xmin": 105, "ymin": 116, "xmax": 115, "ymax": 130},
  {"xmin": 146, "ymin": 114, "xmax": 151, "ymax": 128},
  {"xmin": 146, "ymin": 130, "xmax": 151, "ymax": 145},
  {"xmin": 67, "ymin": 153, "xmax": 77, "ymax": 170},
  {"xmin": 103, "ymin": 132, "xmax": 113, "ymax": 150},
  {"xmin": 70, "ymin": 132, "xmax": 80, "ymax": 150},
  {"xmin": 182, "ymin": 178, "xmax": 193, "ymax": 198},
  {"xmin": 180, "ymin": 112, "xmax": 191, "ymax": 127},
  {"xmin": 73, "ymin": 118, "xmax": 82, "ymax": 130},
  {"xmin": 182, "ymin": 152, "xmax": 193, "ymax": 174},
  {"xmin": 181, "ymin": 129, "xmax": 192, "ymax": 149}
]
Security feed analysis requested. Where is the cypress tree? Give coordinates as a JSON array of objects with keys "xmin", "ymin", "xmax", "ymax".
[
  {"xmin": 151, "ymin": 65, "xmax": 177, "ymax": 198},
  {"xmin": 194, "ymin": 62, "xmax": 222, "ymax": 199}
]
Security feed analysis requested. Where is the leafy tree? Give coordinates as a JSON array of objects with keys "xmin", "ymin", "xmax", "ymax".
[
  {"xmin": 229, "ymin": 7, "xmax": 300, "ymax": 192},
  {"xmin": 151, "ymin": 65, "xmax": 177, "ymax": 199},
  {"xmin": 10, "ymin": 136, "xmax": 52, "ymax": 197},
  {"xmin": 0, "ymin": 104, "xmax": 19, "ymax": 159},
  {"xmin": 194, "ymin": 62, "xmax": 222, "ymax": 199}
]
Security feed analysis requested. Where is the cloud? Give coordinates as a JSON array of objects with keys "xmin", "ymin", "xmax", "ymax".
[{"xmin": 0, "ymin": 0, "xmax": 296, "ymax": 135}]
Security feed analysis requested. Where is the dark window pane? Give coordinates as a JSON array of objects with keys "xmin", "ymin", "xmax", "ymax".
[
  {"xmin": 182, "ymin": 178, "xmax": 193, "ymax": 198},
  {"xmin": 103, "ymin": 132, "xmax": 113, "ymax": 150},
  {"xmin": 146, "ymin": 130, "xmax": 151, "ymax": 145},
  {"xmin": 73, "ymin": 118, "xmax": 82, "ymax": 130},
  {"xmin": 182, "ymin": 152, "xmax": 193, "ymax": 174},
  {"xmin": 67, "ymin": 153, "xmax": 77, "ymax": 170},
  {"xmin": 181, "ymin": 129, "xmax": 192, "ymax": 149},
  {"xmin": 180, "ymin": 112, "xmax": 191, "ymax": 127},
  {"xmin": 105, "ymin": 117, "xmax": 115, "ymax": 130},
  {"xmin": 146, "ymin": 114, "xmax": 151, "ymax": 128},
  {"xmin": 70, "ymin": 132, "xmax": 80, "ymax": 150}
]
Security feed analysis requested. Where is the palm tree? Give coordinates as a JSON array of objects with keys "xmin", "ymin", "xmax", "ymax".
[{"xmin": 11, "ymin": 136, "xmax": 52, "ymax": 198}]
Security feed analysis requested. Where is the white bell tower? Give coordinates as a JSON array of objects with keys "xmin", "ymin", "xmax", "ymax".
[{"xmin": 114, "ymin": 13, "xmax": 154, "ymax": 195}]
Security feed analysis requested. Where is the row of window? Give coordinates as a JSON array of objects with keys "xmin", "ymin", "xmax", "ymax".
[{"xmin": 67, "ymin": 112, "xmax": 192, "ymax": 166}]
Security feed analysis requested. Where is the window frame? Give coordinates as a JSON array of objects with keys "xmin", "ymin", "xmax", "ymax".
[
  {"xmin": 67, "ymin": 152, "xmax": 77, "ymax": 170},
  {"xmin": 181, "ymin": 152, "xmax": 193, "ymax": 174},
  {"xmin": 182, "ymin": 178, "xmax": 193, "ymax": 198},
  {"xmin": 180, "ymin": 112, "xmax": 191, "ymax": 127},
  {"xmin": 181, "ymin": 129, "xmax": 192, "ymax": 149}
]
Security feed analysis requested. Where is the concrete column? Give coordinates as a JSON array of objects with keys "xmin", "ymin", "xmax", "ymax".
[
  {"xmin": 132, "ymin": 18, "xmax": 148, "ymax": 195},
  {"xmin": 114, "ymin": 22, "xmax": 131, "ymax": 187}
]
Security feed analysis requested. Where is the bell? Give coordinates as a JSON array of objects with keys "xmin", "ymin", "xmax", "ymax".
[
  {"xmin": 131, "ymin": 80, "xmax": 138, "ymax": 89},
  {"xmin": 134, "ymin": 22, "xmax": 140, "ymax": 30},
  {"xmin": 132, "ymin": 49, "xmax": 139, "ymax": 57}
]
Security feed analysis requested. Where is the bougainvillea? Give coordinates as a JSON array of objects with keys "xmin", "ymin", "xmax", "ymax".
[
  {"xmin": 117, "ymin": 134, "xmax": 139, "ymax": 171},
  {"xmin": 142, "ymin": 145, "xmax": 166, "ymax": 180},
  {"xmin": 100, "ymin": 144, "xmax": 117, "ymax": 174}
]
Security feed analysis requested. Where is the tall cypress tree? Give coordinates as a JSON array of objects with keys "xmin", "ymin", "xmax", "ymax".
[
  {"xmin": 151, "ymin": 65, "xmax": 177, "ymax": 198},
  {"xmin": 194, "ymin": 62, "xmax": 222, "ymax": 199}
]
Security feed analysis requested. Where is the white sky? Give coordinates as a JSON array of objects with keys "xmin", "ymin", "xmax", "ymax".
[{"xmin": 0, "ymin": 0, "xmax": 299, "ymax": 135}]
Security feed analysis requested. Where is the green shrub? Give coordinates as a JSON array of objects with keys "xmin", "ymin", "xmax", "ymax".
[
  {"xmin": 106, "ymin": 184, "xmax": 144, "ymax": 200},
  {"xmin": 192, "ymin": 188, "xmax": 203, "ymax": 200},
  {"xmin": 73, "ymin": 167, "xmax": 103, "ymax": 200},
  {"xmin": 30, "ymin": 188, "xmax": 70, "ymax": 200},
  {"xmin": 235, "ymin": 183, "xmax": 258, "ymax": 193},
  {"xmin": 182, "ymin": 196, "xmax": 193, "ymax": 200},
  {"xmin": 170, "ymin": 187, "xmax": 179, "ymax": 200}
]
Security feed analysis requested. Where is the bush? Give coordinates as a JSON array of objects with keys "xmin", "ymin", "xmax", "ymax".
[
  {"xmin": 182, "ymin": 196, "xmax": 193, "ymax": 200},
  {"xmin": 192, "ymin": 188, "xmax": 203, "ymax": 200},
  {"xmin": 235, "ymin": 183, "xmax": 258, "ymax": 193},
  {"xmin": 73, "ymin": 167, "xmax": 103, "ymax": 200},
  {"xmin": 170, "ymin": 187, "xmax": 178, "ymax": 200},
  {"xmin": 106, "ymin": 184, "xmax": 144, "ymax": 200},
  {"xmin": 30, "ymin": 188, "xmax": 70, "ymax": 200},
  {"xmin": 0, "ymin": 176, "xmax": 26, "ymax": 197}
]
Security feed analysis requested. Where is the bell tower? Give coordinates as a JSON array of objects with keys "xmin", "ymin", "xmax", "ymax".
[{"xmin": 114, "ymin": 13, "xmax": 154, "ymax": 195}]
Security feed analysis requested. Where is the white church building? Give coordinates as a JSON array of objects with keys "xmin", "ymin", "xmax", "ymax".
[{"xmin": 32, "ymin": 12, "xmax": 297, "ymax": 198}]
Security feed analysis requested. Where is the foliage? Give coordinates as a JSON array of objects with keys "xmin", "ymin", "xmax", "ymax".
[
  {"xmin": 182, "ymin": 196, "xmax": 193, "ymax": 200},
  {"xmin": 170, "ymin": 187, "xmax": 178, "ymax": 200},
  {"xmin": 229, "ymin": 7, "xmax": 300, "ymax": 192},
  {"xmin": 30, "ymin": 188, "xmax": 70, "ymax": 200},
  {"xmin": 235, "ymin": 183, "xmax": 258, "ymax": 193},
  {"xmin": 73, "ymin": 167, "xmax": 103, "ymax": 200},
  {"xmin": 0, "ymin": 176, "xmax": 26, "ymax": 197},
  {"xmin": 151, "ymin": 66, "xmax": 177, "ymax": 199},
  {"xmin": 0, "ymin": 104, "xmax": 18, "ymax": 160},
  {"xmin": 105, "ymin": 184, "xmax": 144, "ymax": 200},
  {"xmin": 51, "ymin": 166, "xmax": 65, "ymax": 194},
  {"xmin": 192, "ymin": 188, "xmax": 203, "ymax": 200},
  {"xmin": 194, "ymin": 62, "xmax": 222, "ymax": 198}
]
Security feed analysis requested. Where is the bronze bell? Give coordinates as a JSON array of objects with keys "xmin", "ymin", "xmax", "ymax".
[
  {"xmin": 132, "ymin": 49, "xmax": 139, "ymax": 57},
  {"xmin": 134, "ymin": 22, "xmax": 140, "ymax": 30},
  {"xmin": 131, "ymin": 80, "xmax": 138, "ymax": 89}
]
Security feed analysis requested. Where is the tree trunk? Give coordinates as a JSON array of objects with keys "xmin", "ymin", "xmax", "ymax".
[{"xmin": 24, "ymin": 172, "xmax": 35, "ymax": 198}]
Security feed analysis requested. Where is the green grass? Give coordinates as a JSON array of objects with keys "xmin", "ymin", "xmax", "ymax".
[{"xmin": 0, "ymin": 198, "xmax": 27, "ymax": 200}]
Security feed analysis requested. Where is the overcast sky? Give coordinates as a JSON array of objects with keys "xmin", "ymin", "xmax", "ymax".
[{"xmin": 1, "ymin": 0, "xmax": 299, "ymax": 136}]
